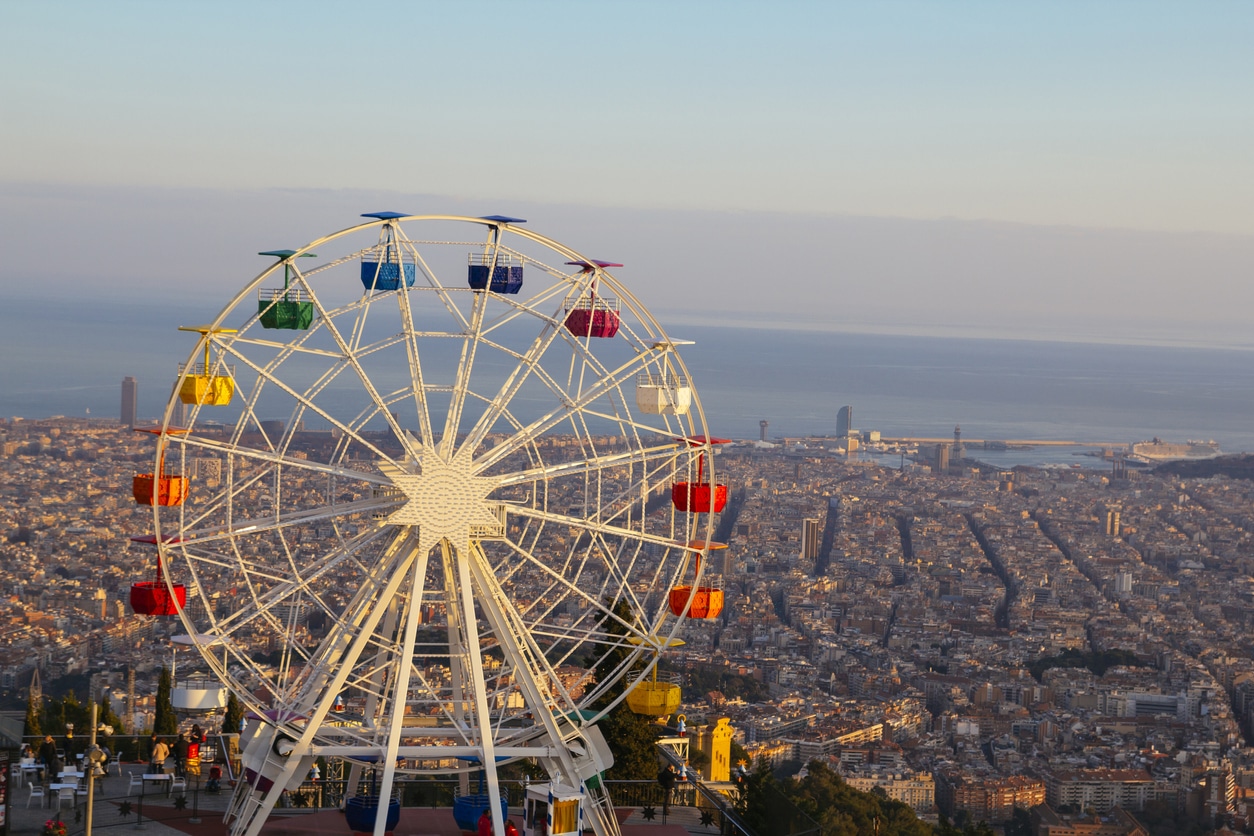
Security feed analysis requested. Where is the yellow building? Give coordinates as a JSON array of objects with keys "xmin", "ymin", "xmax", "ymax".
[{"xmin": 693, "ymin": 718, "xmax": 735, "ymax": 782}]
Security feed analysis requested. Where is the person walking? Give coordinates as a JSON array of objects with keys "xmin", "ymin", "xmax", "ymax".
[{"xmin": 149, "ymin": 734, "xmax": 171, "ymax": 774}]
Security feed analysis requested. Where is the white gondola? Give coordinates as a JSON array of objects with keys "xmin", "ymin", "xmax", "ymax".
[
  {"xmin": 635, "ymin": 372, "xmax": 691, "ymax": 415},
  {"xmin": 172, "ymin": 677, "xmax": 228, "ymax": 711},
  {"xmin": 524, "ymin": 782, "xmax": 584, "ymax": 836}
]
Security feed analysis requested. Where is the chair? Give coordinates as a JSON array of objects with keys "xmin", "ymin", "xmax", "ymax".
[
  {"xmin": 57, "ymin": 785, "xmax": 76, "ymax": 808},
  {"xmin": 26, "ymin": 783, "xmax": 44, "ymax": 808},
  {"xmin": 171, "ymin": 775, "xmax": 187, "ymax": 794},
  {"xmin": 10, "ymin": 762, "xmax": 21, "ymax": 789},
  {"xmin": 127, "ymin": 772, "xmax": 144, "ymax": 796}
]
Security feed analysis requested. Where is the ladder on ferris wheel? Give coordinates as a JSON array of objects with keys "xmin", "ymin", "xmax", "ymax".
[{"xmin": 583, "ymin": 779, "xmax": 623, "ymax": 836}]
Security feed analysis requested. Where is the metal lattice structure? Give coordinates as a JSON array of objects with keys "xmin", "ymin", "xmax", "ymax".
[{"xmin": 142, "ymin": 214, "xmax": 722, "ymax": 836}]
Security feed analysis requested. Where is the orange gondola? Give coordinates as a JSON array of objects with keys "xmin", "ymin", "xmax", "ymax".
[
  {"xmin": 668, "ymin": 545, "xmax": 727, "ymax": 620},
  {"xmin": 132, "ymin": 427, "xmax": 189, "ymax": 506}
]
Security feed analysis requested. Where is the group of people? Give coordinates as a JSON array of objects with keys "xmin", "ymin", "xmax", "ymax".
[
  {"xmin": 21, "ymin": 733, "xmax": 112, "ymax": 782},
  {"xmin": 148, "ymin": 723, "xmax": 206, "ymax": 777}
]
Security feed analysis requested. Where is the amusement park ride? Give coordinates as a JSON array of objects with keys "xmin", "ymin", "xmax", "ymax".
[{"xmin": 129, "ymin": 214, "xmax": 729, "ymax": 836}]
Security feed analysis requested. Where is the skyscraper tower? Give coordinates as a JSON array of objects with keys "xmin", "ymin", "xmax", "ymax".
[
  {"xmin": 801, "ymin": 518, "xmax": 821, "ymax": 561},
  {"xmin": 836, "ymin": 405, "xmax": 853, "ymax": 437},
  {"xmin": 953, "ymin": 424, "xmax": 964, "ymax": 460},
  {"xmin": 759, "ymin": 420, "xmax": 769, "ymax": 442},
  {"xmin": 121, "ymin": 376, "xmax": 138, "ymax": 428}
]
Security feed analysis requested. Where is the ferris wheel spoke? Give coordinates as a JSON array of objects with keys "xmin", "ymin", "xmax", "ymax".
[
  {"xmin": 507, "ymin": 503, "xmax": 683, "ymax": 551},
  {"xmin": 393, "ymin": 280, "xmax": 437, "ymax": 449},
  {"xmin": 495, "ymin": 533, "xmax": 656, "ymax": 640},
  {"xmin": 305, "ymin": 285, "xmax": 414, "ymax": 456},
  {"xmin": 474, "ymin": 351, "xmax": 672, "ymax": 473},
  {"xmin": 178, "ymin": 495, "xmax": 397, "ymax": 548},
  {"xmin": 467, "ymin": 543, "xmax": 584, "ymax": 722},
  {"xmin": 404, "ymin": 234, "xmax": 471, "ymax": 332},
  {"xmin": 171, "ymin": 433, "xmax": 393, "ymax": 487},
  {"xmin": 494, "ymin": 441, "xmax": 681, "ymax": 489},
  {"xmin": 459, "ymin": 318, "xmax": 565, "ymax": 458},
  {"xmin": 289, "ymin": 528, "xmax": 422, "ymax": 710},
  {"xmin": 216, "ymin": 343, "xmax": 406, "ymax": 465},
  {"xmin": 440, "ymin": 288, "xmax": 489, "ymax": 458}
]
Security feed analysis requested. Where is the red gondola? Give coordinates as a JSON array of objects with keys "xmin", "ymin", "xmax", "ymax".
[
  {"xmin": 564, "ymin": 261, "xmax": 622, "ymax": 338},
  {"xmin": 671, "ymin": 436, "xmax": 731, "ymax": 513},
  {"xmin": 129, "ymin": 535, "xmax": 186, "ymax": 616}
]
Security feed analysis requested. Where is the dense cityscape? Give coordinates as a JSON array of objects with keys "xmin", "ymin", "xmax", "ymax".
[{"xmin": 8, "ymin": 408, "xmax": 1254, "ymax": 834}]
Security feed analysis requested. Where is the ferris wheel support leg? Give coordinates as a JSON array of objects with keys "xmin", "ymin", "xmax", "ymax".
[
  {"xmin": 372, "ymin": 545, "xmax": 433, "ymax": 836},
  {"xmin": 464, "ymin": 546, "xmax": 622, "ymax": 836},
  {"xmin": 455, "ymin": 538, "xmax": 507, "ymax": 836},
  {"xmin": 234, "ymin": 540, "xmax": 424, "ymax": 836},
  {"xmin": 440, "ymin": 543, "xmax": 472, "ymax": 798}
]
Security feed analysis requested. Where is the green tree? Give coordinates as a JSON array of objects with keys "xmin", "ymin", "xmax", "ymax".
[
  {"xmin": 1004, "ymin": 807, "xmax": 1033, "ymax": 836},
  {"xmin": 586, "ymin": 599, "xmax": 664, "ymax": 781},
  {"xmin": 23, "ymin": 685, "xmax": 42, "ymax": 740},
  {"xmin": 60, "ymin": 691, "xmax": 86, "ymax": 758},
  {"xmin": 43, "ymin": 692, "xmax": 66, "ymax": 734},
  {"xmin": 96, "ymin": 693, "xmax": 125, "ymax": 758},
  {"xmin": 740, "ymin": 760, "xmax": 932, "ymax": 836},
  {"xmin": 222, "ymin": 690, "xmax": 245, "ymax": 736},
  {"xmin": 153, "ymin": 666, "xmax": 178, "ymax": 736}
]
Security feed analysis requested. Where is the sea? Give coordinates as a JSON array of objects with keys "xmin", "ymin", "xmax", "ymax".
[{"xmin": 5, "ymin": 294, "xmax": 1254, "ymax": 471}]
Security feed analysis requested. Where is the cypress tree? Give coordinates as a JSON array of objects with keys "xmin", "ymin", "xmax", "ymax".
[
  {"xmin": 23, "ymin": 685, "xmax": 41, "ymax": 739},
  {"xmin": 153, "ymin": 666, "xmax": 178, "ymax": 736},
  {"xmin": 221, "ymin": 690, "xmax": 244, "ymax": 736}
]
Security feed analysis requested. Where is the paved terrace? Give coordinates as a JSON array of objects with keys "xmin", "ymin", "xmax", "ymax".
[{"xmin": 6, "ymin": 765, "xmax": 723, "ymax": 836}]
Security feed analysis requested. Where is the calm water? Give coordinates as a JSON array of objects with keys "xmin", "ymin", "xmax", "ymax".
[{"xmin": 5, "ymin": 295, "xmax": 1254, "ymax": 467}]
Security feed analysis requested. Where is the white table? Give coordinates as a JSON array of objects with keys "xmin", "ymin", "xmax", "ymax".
[
  {"xmin": 142, "ymin": 773, "xmax": 173, "ymax": 796},
  {"xmin": 19, "ymin": 762, "xmax": 41, "ymax": 787},
  {"xmin": 48, "ymin": 782, "xmax": 77, "ymax": 808}
]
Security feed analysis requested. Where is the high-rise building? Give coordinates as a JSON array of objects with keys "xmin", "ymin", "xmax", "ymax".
[
  {"xmin": 759, "ymin": 420, "xmax": 769, "ymax": 442},
  {"xmin": 953, "ymin": 425, "xmax": 965, "ymax": 460},
  {"xmin": 801, "ymin": 518, "xmax": 821, "ymax": 561},
  {"xmin": 170, "ymin": 397, "xmax": 186, "ymax": 428},
  {"xmin": 836, "ymin": 405, "xmax": 853, "ymax": 436},
  {"xmin": 121, "ymin": 376, "xmax": 138, "ymax": 428}
]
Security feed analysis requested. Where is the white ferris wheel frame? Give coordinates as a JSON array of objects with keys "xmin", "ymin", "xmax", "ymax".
[{"xmin": 145, "ymin": 214, "xmax": 723, "ymax": 836}]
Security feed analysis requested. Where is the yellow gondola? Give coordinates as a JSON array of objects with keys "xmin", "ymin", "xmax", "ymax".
[
  {"xmin": 625, "ymin": 636, "xmax": 684, "ymax": 717},
  {"xmin": 177, "ymin": 326, "xmax": 237, "ymax": 406}
]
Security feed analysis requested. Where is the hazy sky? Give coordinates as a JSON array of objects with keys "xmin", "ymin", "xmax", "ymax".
[{"xmin": 2, "ymin": 1, "xmax": 1253, "ymax": 344}]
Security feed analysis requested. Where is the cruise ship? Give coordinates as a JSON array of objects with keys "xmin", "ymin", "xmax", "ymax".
[{"xmin": 1128, "ymin": 438, "xmax": 1222, "ymax": 463}]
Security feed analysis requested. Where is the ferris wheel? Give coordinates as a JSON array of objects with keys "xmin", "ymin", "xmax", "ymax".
[{"xmin": 134, "ymin": 214, "xmax": 728, "ymax": 836}]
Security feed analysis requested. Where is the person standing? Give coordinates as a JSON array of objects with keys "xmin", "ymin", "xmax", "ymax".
[
  {"xmin": 173, "ymin": 732, "xmax": 190, "ymax": 778},
  {"xmin": 150, "ymin": 734, "xmax": 171, "ymax": 774},
  {"xmin": 38, "ymin": 734, "xmax": 59, "ymax": 782},
  {"xmin": 478, "ymin": 808, "xmax": 493, "ymax": 836}
]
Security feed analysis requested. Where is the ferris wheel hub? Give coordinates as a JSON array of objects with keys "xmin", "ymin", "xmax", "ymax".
[{"xmin": 379, "ymin": 454, "xmax": 502, "ymax": 546}]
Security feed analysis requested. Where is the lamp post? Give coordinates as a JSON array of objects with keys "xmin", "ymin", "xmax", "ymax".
[{"xmin": 83, "ymin": 705, "xmax": 107, "ymax": 836}]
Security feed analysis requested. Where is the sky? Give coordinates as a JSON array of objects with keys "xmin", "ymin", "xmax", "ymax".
[{"xmin": 2, "ymin": 1, "xmax": 1254, "ymax": 345}]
